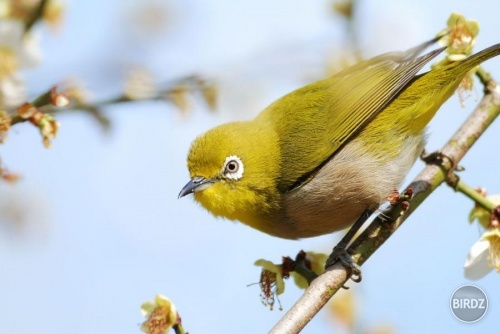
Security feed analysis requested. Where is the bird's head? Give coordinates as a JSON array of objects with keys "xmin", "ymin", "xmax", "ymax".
[{"xmin": 179, "ymin": 121, "xmax": 280, "ymax": 223}]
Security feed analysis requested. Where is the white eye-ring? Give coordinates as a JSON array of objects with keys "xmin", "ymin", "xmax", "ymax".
[{"xmin": 223, "ymin": 155, "xmax": 244, "ymax": 180}]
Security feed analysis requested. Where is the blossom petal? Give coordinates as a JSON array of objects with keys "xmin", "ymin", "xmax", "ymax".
[
  {"xmin": 0, "ymin": 74, "xmax": 26, "ymax": 108},
  {"xmin": 254, "ymin": 259, "xmax": 281, "ymax": 273},
  {"xmin": 464, "ymin": 239, "xmax": 492, "ymax": 280},
  {"xmin": 0, "ymin": 20, "xmax": 41, "ymax": 69},
  {"xmin": 140, "ymin": 301, "xmax": 157, "ymax": 317},
  {"xmin": 255, "ymin": 259, "xmax": 285, "ymax": 295}
]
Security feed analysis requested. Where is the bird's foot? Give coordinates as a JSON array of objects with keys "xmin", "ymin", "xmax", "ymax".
[{"xmin": 325, "ymin": 244, "xmax": 362, "ymax": 284}]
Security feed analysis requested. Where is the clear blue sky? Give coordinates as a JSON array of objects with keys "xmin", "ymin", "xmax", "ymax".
[{"xmin": 1, "ymin": 0, "xmax": 499, "ymax": 333}]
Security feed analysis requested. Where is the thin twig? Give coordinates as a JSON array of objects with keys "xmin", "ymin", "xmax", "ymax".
[
  {"xmin": 454, "ymin": 180, "xmax": 497, "ymax": 211},
  {"xmin": 24, "ymin": 0, "xmax": 49, "ymax": 34}
]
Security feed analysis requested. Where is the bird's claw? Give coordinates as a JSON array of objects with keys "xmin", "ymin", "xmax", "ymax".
[{"xmin": 325, "ymin": 245, "xmax": 362, "ymax": 283}]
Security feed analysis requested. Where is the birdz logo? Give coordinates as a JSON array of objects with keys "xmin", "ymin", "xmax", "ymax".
[{"xmin": 450, "ymin": 285, "xmax": 488, "ymax": 322}]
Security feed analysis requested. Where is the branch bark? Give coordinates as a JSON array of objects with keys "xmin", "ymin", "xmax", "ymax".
[{"xmin": 269, "ymin": 78, "xmax": 500, "ymax": 333}]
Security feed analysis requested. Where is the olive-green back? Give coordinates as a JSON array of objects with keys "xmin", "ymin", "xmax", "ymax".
[{"xmin": 256, "ymin": 42, "xmax": 445, "ymax": 193}]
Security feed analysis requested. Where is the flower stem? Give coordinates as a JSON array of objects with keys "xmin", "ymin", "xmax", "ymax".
[
  {"xmin": 24, "ymin": 0, "xmax": 49, "ymax": 33},
  {"xmin": 293, "ymin": 258, "xmax": 319, "ymax": 285},
  {"xmin": 455, "ymin": 180, "xmax": 496, "ymax": 211},
  {"xmin": 173, "ymin": 324, "xmax": 186, "ymax": 334}
]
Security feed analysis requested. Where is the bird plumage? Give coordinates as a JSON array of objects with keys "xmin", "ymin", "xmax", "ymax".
[{"xmin": 182, "ymin": 40, "xmax": 500, "ymax": 239}]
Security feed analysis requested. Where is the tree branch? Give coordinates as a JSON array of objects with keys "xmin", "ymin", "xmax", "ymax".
[
  {"xmin": 24, "ymin": 0, "xmax": 49, "ymax": 34},
  {"xmin": 269, "ymin": 78, "xmax": 500, "ymax": 333},
  {"xmin": 8, "ymin": 75, "xmax": 215, "ymax": 130}
]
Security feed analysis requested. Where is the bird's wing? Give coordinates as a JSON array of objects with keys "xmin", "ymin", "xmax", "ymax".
[{"xmin": 258, "ymin": 38, "xmax": 446, "ymax": 193}]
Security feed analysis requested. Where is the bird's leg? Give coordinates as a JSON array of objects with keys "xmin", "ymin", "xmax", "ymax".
[{"xmin": 325, "ymin": 208, "xmax": 376, "ymax": 282}]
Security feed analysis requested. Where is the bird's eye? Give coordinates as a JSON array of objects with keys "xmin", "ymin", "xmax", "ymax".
[
  {"xmin": 226, "ymin": 161, "xmax": 239, "ymax": 173},
  {"xmin": 223, "ymin": 155, "xmax": 244, "ymax": 180}
]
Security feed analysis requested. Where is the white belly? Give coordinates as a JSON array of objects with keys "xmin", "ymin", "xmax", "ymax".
[{"xmin": 279, "ymin": 135, "xmax": 425, "ymax": 238}]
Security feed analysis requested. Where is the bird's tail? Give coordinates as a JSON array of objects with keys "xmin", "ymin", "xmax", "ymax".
[
  {"xmin": 454, "ymin": 43, "xmax": 500, "ymax": 74},
  {"xmin": 403, "ymin": 43, "xmax": 500, "ymax": 133},
  {"xmin": 403, "ymin": 34, "xmax": 447, "ymax": 61}
]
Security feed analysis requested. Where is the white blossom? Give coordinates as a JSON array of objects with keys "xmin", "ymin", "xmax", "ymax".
[
  {"xmin": 0, "ymin": 19, "xmax": 41, "ymax": 108},
  {"xmin": 0, "ymin": 73, "xmax": 26, "ymax": 108},
  {"xmin": 0, "ymin": 19, "xmax": 41, "ymax": 75}
]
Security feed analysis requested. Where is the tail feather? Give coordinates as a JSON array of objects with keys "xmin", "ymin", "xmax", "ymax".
[
  {"xmin": 456, "ymin": 43, "xmax": 500, "ymax": 73},
  {"xmin": 403, "ymin": 34, "xmax": 447, "ymax": 61}
]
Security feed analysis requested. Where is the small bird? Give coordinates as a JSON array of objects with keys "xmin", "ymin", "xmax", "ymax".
[{"xmin": 179, "ymin": 37, "xmax": 500, "ymax": 271}]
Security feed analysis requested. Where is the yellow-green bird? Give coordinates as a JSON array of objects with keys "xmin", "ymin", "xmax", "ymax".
[{"xmin": 179, "ymin": 37, "xmax": 500, "ymax": 270}]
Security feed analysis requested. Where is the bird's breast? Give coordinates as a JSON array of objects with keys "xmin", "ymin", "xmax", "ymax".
[{"xmin": 272, "ymin": 134, "xmax": 425, "ymax": 239}]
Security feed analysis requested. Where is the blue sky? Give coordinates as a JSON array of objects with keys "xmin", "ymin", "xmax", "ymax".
[{"xmin": 1, "ymin": 0, "xmax": 500, "ymax": 333}]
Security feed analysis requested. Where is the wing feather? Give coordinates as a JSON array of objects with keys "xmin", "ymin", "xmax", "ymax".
[{"xmin": 256, "ymin": 39, "xmax": 446, "ymax": 192}]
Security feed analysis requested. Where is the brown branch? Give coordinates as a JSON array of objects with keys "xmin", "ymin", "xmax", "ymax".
[{"xmin": 8, "ymin": 75, "xmax": 215, "ymax": 131}]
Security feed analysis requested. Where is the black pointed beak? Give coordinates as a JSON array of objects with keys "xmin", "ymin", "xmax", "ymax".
[{"xmin": 178, "ymin": 177, "xmax": 215, "ymax": 199}]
